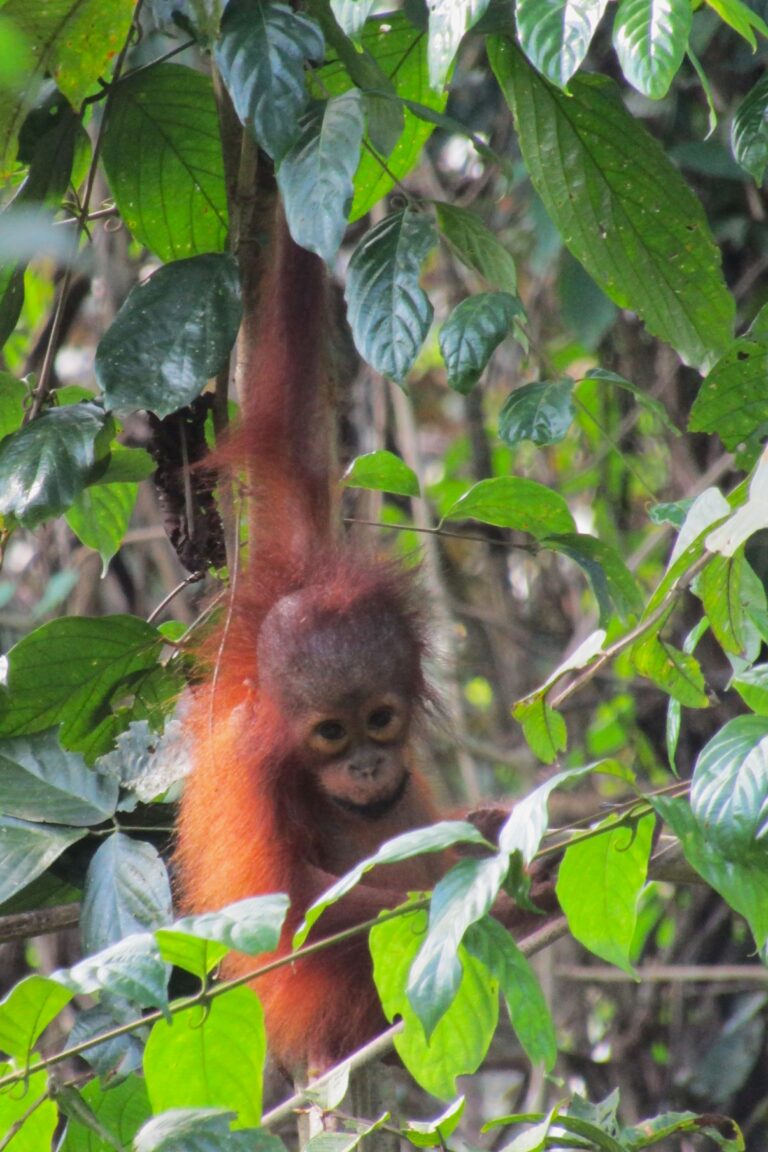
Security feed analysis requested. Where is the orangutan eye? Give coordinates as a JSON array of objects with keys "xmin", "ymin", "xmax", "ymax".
[
  {"xmin": 314, "ymin": 720, "xmax": 346, "ymax": 743},
  {"xmin": 368, "ymin": 707, "xmax": 394, "ymax": 730}
]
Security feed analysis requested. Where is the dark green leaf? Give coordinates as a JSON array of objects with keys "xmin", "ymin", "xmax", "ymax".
[
  {"xmin": 0, "ymin": 974, "xmax": 72, "ymax": 1059},
  {"xmin": 0, "ymin": 372, "xmax": 26, "ymax": 439},
  {"xmin": 345, "ymin": 208, "xmax": 436, "ymax": 384},
  {"xmin": 732, "ymin": 75, "xmax": 768, "ymax": 182},
  {"xmin": 499, "ymin": 378, "xmax": 575, "ymax": 446},
  {"xmin": 654, "ymin": 795, "xmax": 768, "ymax": 951},
  {"xmin": 442, "ymin": 476, "xmax": 575, "ymax": 536},
  {"xmin": 0, "ymin": 402, "xmax": 113, "ymax": 528},
  {"xmin": 134, "ymin": 1108, "xmax": 272, "ymax": 1152},
  {"xmin": 342, "ymin": 450, "xmax": 420, "ymax": 497},
  {"xmin": 0, "ymin": 265, "xmax": 25, "ymax": 350},
  {"xmin": 102, "ymin": 65, "xmax": 228, "ymax": 262},
  {"xmin": 57, "ymin": 1075, "xmax": 151, "ymax": 1152},
  {"xmin": 96, "ymin": 254, "xmax": 242, "ymax": 418},
  {"xmin": 435, "ymin": 202, "xmax": 518, "ymax": 293},
  {"xmin": 517, "ymin": 0, "xmax": 608, "ymax": 86},
  {"xmin": 0, "ymin": 730, "xmax": 118, "ymax": 825},
  {"xmin": 56, "ymin": 932, "xmax": 169, "ymax": 1012},
  {"xmin": 691, "ymin": 715, "xmax": 768, "ymax": 864},
  {"xmin": 489, "ymin": 38, "xmax": 734, "ymax": 371},
  {"xmin": 612, "ymin": 0, "xmax": 691, "ymax": 99},
  {"xmin": 439, "ymin": 291, "xmax": 521, "ymax": 393},
  {"xmin": 81, "ymin": 833, "xmax": 173, "ymax": 953},
  {"xmin": 0, "ymin": 615, "xmax": 164, "ymax": 759},
  {"xmin": 0, "ymin": 816, "xmax": 86, "ymax": 905},
  {"xmin": 216, "ymin": 0, "xmax": 324, "ymax": 161},
  {"xmin": 278, "ymin": 91, "xmax": 364, "ymax": 263},
  {"xmin": 583, "ymin": 367, "xmax": 679, "ymax": 434},
  {"xmin": 68, "ymin": 1001, "xmax": 147, "ymax": 1081},
  {"xmin": 465, "ymin": 917, "xmax": 557, "ymax": 1068},
  {"xmin": 697, "ymin": 550, "xmax": 747, "ymax": 656},
  {"xmin": 543, "ymin": 532, "xmax": 643, "ymax": 624},
  {"xmin": 557, "ymin": 815, "xmax": 654, "ymax": 974}
]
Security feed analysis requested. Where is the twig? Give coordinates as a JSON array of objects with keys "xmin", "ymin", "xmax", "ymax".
[{"xmin": 0, "ymin": 904, "xmax": 80, "ymax": 944}]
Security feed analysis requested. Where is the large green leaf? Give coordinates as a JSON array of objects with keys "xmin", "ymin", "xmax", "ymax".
[
  {"xmin": 0, "ymin": 974, "xmax": 72, "ymax": 1060},
  {"xmin": 56, "ymin": 932, "xmax": 170, "ymax": 1012},
  {"xmin": 0, "ymin": 1063, "xmax": 57, "ymax": 1150},
  {"xmin": 439, "ymin": 292, "xmax": 522, "ymax": 394},
  {"xmin": 689, "ymin": 339, "xmax": 768, "ymax": 448},
  {"xmin": 442, "ymin": 476, "xmax": 575, "ymax": 537},
  {"xmin": 319, "ymin": 14, "xmax": 448, "ymax": 220},
  {"xmin": 345, "ymin": 208, "xmax": 436, "ymax": 384},
  {"xmin": 144, "ymin": 988, "xmax": 265, "ymax": 1126},
  {"xmin": 517, "ymin": 0, "xmax": 609, "ymax": 87},
  {"xmin": 81, "ymin": 833, "xmax": 173, "ymax": 953},
  {"xmin": 277, "ymin": 91, "xmax": 364, "ymax": 263},
  {"xmin": 370, "ymin": 909, "xmax": 498, "ymax": 1100},
  {"xmin": 542, "ymin": 532, "xmax": 644, "ymax": 624},
  {"xmin": 95, "ymin": 254, "xmax": 242, "ymax": 418},
  {"xmin": 0, "ymin": 730, "xmax": 118, "ymax": 826},
  {"xmin": 0, "ymin": 0, "xmax": 133, "ymax": 177},
  {"xmin": 512, "ymin": 693, "xmax": 567, "ymax": 763},
  {"xmin": 216, "ymin": 0, "xmax": 324, "ymax": 161},
  {"xmin": 0, "ymin": 402, "xmax": 112, "ymax": 528},
  {"xmin": 59, "ymin": 1076, "xmax": 151, "ymax": 1152},
  {"xmin": 102, "ymin": 65, "xmax": 228, "ymax": 262},
  {"xmin": 66, "ymin": 479, "xmax": 138, "ymax": 575},
  {"xmin": 134, "ymin": 1108, "xmax": 269, "ymax": 1152},
  {"xmin": 489, "ymin": 39, "xmax": 734, "ymax": 371},
  {"xmin": 632, "ymin": 633, "xmax": 709, "ymax": 707},
  {"xmin": 0, "ymin": 614, "xmax": 164, "ymax": 759},
  {"xmin": 0, "ymin": 816, "xmax": 86, "ymax": 905},
  {"xmin": 342, "ymin": 450, "xmax": 420, "ymax": 497},
  {"xmin": 426, "ymin": 0, "xmax": 491, "ymax": 89},
  {"xmin": 157, "ymin": 895, "xmax": 289, "ymax": 981},
  {"xmin": 691, "ymin": 716, "xmax": 768, "ymax": 865},
  {"xmin": 557, "ymin": 815, "xmax": 654, "ymax": 974},
  {"xmin": 732, "ymin": 75, "xmax": 768, "ymax": 182},
  {"xmin": 0, "ymin": 372, "xmax": 27, "ymax": 440},
  {"xmin": 499, "ymin": 379, "xmax": 575, "ymax": 446},
  {"xmin": 612, "ymin": 0, "xmax": 691, "ymax": 99}
]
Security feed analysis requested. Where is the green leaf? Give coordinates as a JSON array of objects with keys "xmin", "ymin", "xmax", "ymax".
[
  {"xmin": 67, "ymin": 1000, "xmax": 145, "ymax": 1082},
  {"xmin": 341, "ymin": 450, "xmax": 420, "ymax": 497},
  {"xmin": 442, "ymin": 476, "xmax": 575, "ymax": 537},
  {"xmin": 0, "ymin": 265, "xmax": 25, "ymax": 350},
  {"xmin": 134, "ymin": 1108, "xmax": 275, "ymax": 1152},
  {"xmin": 439, "ymin": 292, "xmax": 522, "ymax": 394},
  {"xmin": 370, "ymin": 909, "xmax": 498, "ymax": 1100},
  {"xmin": 612, "ymin": 0, "xmax": 691, "ymax": 99},
  {"xmin": 732, "ymin": 75, "xmax": 768, "ymax": 182},
  {"xmin": 512, "ymin": 694, "xmax": 567, "ymax": 763},
  {"xmin": 488, "ymin": 38, "xmax": 734, "ymax": 371},
  {"xmin": 330, "ymin": 0, "xmax": 377, "ymax": 39},
  {"xmin": 295, "ymin": 821, "xmax": 485, "ymax": 945},
  {"xmin": 0, "ymin": 1062, "xmax": 57, "ymax": 1150},
  {"xmin": 407, "ymin": 855, "xmax": 509, "ymax": 1036},
  {"xmin": 691, "ymin": 715, "xmax": 768, "ymax": 864},
  {"xmin": 144, "ymin": 987, "xmax": 265, "ymax": 1126},
  {"xmin": 96, "ymin": 254, "xmax": 242, "ymax": 419},
  {"xmin": 733, "ymin": 663, "xmax": 768, "ymax": 715},
  {"xmin": 464, "ymin": 917, "xmax": 557, "ymax": 1068},
  {"xmin": 278, "ymin": 91, "xmax": 364, "ymax": 264},
  {"xmin": 434, "ymin": 202, "xmax": 518, "ymax": 293},
  {"xmin": 345, "ymin": 208, "xmax": 436, "ymax": 384},
  {"xmin": 689, "ymin": 340, "xmax": 768, "ymax": 448},
  {"xmin": 705, "ymin": 452, "xmax": 768, "ymax": 558},
  {"xmin": 0, "ymin": 615, "xmax": 164, "ymax": 758},
  {"xmin": 696, "ymin": 550, "xmax": 747, "ymax": 656},
  {"xmin": 703, "ymin": 0, "xmax": 768, "ymax": 48},
  {"xmin": 0, "ymin": 974, "xmax": 72, "ymax": 1059},
  {"xmin": 0, "ymin": 402, "xmax": 113, "ymax": 528},
  {"xmin": 401, "ymin": 1099, "xmax": 465, "ymax": 1147},
  {"xmin": 66, "ymin": 481, "xmax": 138, "ymax": 575},
  {"xmin": 426, "ymin": 0, "xmax": 492, "ymax": 89},
  {"xmin": 0, "ymin": 816, "xmax": 86, "ymax": 905},
  {"xmin": 557, "ymin": 815, "xmax": 654, "ymax": 974},
  {"xmin": 58, "ymin": 1076, "xmax": 151, "ymax": 1152},
  {"xmin": 499, "ymin": 379, "xmax": 575, "ymax": 446},
  {"xmin": 0, "ymin": 374, "xmax": 26, "ymax": 440},
  {"xmin": 654, "ymin": 795, "xmax": 768, "ymax": 951},
  {"xmin": 94, "ymin": 445, "xmax": 155, "ymax": 485},
  {"xmin": 102, "ymin": 65, "xmax": 228, "ymax": 262},
  {"xmin": 517, "ymin": 0, "xmax": 609, "ymax": 87},
  {"xmin": 56, "ymin": 932, "xmax": 170, "ymax": 1012},
  {"xmin": 542, "ymin": 533, "xmax": 644, "ymax": 624},
  {"xmin": 156, "ymin": 895, "xmax": 289, "ymax": 981},
  {"xmin": 216, "ymin": 0, "xmax": 324, "ymax": 161},
  {"xmin": 319, "ymin": 14, "xmax": 448, "ymax": 220},
  {"xmin": 81, "ymin": 833, "xmax": 173, "ymax": 953},
  {"xmin": 0, "ymin": 0, "xmax": 134, "ymax": 177},
  {"xmin": 582, "ymin": 367, "xmax": 680, "ymax": 435},
  {"xmin": 632, "ymin": 633, "xmax": 709, "ymax": 707},
  {"xmin": 0, "ymin": 730, "xmax": 118, "ymax": 825},
  {"xmin": 498, "ymin": 763, "xmax": 618, "ymax": 861}
]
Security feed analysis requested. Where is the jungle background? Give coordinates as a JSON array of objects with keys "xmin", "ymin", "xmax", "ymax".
[{"xmin": 0, "ymin": 0, "xmax": 767, "ymax": 1149}]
